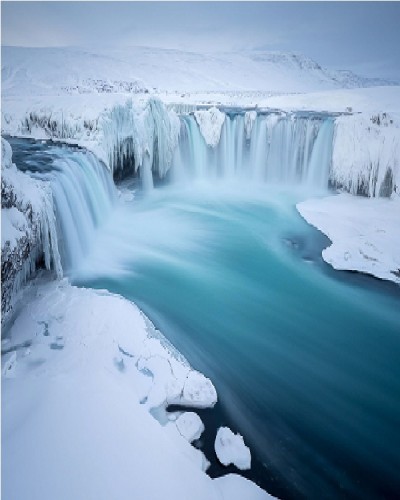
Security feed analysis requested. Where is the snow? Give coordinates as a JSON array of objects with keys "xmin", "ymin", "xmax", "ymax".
[
  {"xmin": 3, "ymin": 46, "xmax": 392, "ymax": 96},
  {"xmin": 244, "ymin": 110, "xmax": 257, "ymax": 139},
  {"xmin": 297, "ymin": 193, "xmax": 400, "ymax": 283},
  {"xmin": 215, "ymin": 474, "xmax": 276, "ymax": 500},
  {"xmin": 180, "ymin": 369, "xmax": 218, "ymax": 408},
  {"xmin": 2, "ymin": 351, "xmax": 17, "ymax": 378},
  {"xmin": 194, "ymin": 107, "xmax": 226, "ymax": 147},
  {"xmin": 175, "ymin": 412, "xmax": 205, "ymax": 443},
  {"xmin": 1, "ymin": 279, "xmax": 265, "ymax": 500},
  {"xmin": 331, "ymin": 113, "xmax": 399, "ymax": 197},
  {"xmin": 1, "ymin": 207, "xmax": 27, "ymax": 248},
  {"xmin": 1, "ymin": 138, "xmax": 62, "ymax": 320},
  {"xmin": 215, "ymin": 426, "xmax": 252, "ymax": 471}
]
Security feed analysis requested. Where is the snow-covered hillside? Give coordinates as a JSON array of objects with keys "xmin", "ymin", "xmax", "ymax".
[{"xmin": 2, "ymin": 46, "xmax": 396, "ymax": 96}]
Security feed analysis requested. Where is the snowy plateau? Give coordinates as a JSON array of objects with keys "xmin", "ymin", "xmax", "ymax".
[{"xmin": 1, "ymin": 44, "xmax": 400, "ymax": 500}]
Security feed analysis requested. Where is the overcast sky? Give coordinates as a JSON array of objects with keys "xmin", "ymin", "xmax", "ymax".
[{"xmin": 2, "ymin": 1, "xmax": 400, "ymax": 80}]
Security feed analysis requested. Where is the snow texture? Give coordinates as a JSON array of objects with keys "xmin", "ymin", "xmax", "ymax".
[
  {"xmin": 297, "ymin": 193, "xmax": 400, "ymax": 283},
  {"xmin": 215, "ymin": 426, "xmax": 252, "ymax": 470},
  {"xmin": 215, "ymin": 474, "xmax": 276, "ymax": 500},
  {"xmin": 1, "ymin": 138, "xmax": 62, "ymax": 321},
  {"xmin": 175, "ymin": 412, "xmax": 205, "ymax": 443},
  {"xmin": 2, "ymin": 46, "xmax": 396, "ymax": 95},
  {"xmin": 332, "ymin": 113, "xmax": 399, "ymax": 197},
  {"xmin": 194, "ymin": 107, "xmax": 226, "ymax": 147},
  {"xmin": 1, "ymin": 280, "xmax": 266, "ymax": 500}
]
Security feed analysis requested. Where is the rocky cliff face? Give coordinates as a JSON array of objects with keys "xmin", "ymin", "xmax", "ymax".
[{"xmin": 1, "ymin": 138, "xmax": 61, "ymax": 323}]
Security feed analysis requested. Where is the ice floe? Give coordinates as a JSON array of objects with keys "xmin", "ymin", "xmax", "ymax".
[{"xmin": 215, "ymin": 426, "xmax": 252, "ymax": 470}]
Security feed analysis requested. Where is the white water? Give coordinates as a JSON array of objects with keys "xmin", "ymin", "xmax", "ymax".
[
  {"xmin": 171, "ymin": 112, "xmax": 334, "ymax": 188},
  {"xmin": 9, "ymin": 139, "xmax": 116, "ymax": 274}
]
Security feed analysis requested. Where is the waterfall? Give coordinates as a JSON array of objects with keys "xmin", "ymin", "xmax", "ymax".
[
  {"xmin": 18, "ymin": 145, "xmax": 116, "ymax": 273},
  {"xmin": 171, "ymin": 111, "xmax": 335, "ymax": 188}
]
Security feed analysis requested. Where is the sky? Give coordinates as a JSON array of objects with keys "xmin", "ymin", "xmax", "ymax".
[{"xmin": 2, "ymin": 1, "xmax": 400, "ymax": 80}]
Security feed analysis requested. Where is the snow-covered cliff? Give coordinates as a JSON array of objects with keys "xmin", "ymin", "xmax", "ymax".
[
  {"xmin": 331, "ymin": 113, "xmax": 399, "ymax": 197},
  {"xmin": 4, "ymin": 98, "xmax": 399, "ymax": 197},
  {"xmin": 1, "ymin": 138, "xmax": 61, "ymax": 322}
]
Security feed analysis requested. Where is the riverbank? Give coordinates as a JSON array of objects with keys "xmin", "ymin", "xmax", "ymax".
[
  {"xmin": 2, "ymin": 277, "xmax": 272, "ymax": 500},
  {"xmin": 297, "ymin": 192, "xmax": 400, "ymax": 284}
]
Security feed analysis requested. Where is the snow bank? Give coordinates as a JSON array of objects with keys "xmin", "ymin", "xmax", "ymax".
[
  {"xmin": 1, "ymin": 138, "xmax": 61, "ymax": 321},
  {"xmin": 332, "ymin": 113, "xmax": 400, "ymax": 197},
  {"xmin": 1, "ymin": 280, "xmax": 268, "ymax": 500},
  {"xmin": 194, "ymin": 107, "xmax": 226, "ymax": 147},
  {"xmin": 215, "ymin": 474, "xmax": 275, "ymax": 500},
  {"xmin": 297, "ymin": 193, "xmax": 400, "ymax": 283},
  {"xmin": 215, "ymin": 426, "xmax": 252, "ymax": 470}
]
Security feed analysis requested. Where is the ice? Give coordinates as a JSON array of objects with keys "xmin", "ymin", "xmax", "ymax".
[
  {"xmin": 1, "ymin": 281, "xmax": 232, "ymax": 500},
  {"xmin": 178, "ymin": 370, "xmax": 218, "ymax": 408},
  {"xmin": 1, "ymin": 138, "xmax": 62, "ymax": 320},
  {"xmin": 214, "ymin": 474, "xmax": 276, "ymax": 499},
  {"xmin": 194, "ymin": 107, "xmax": 226, "ymax": 148},
  {"xmin": 297, "ymin": 193, "xmax": 400, "ymax": 283},
  {"xmin": 1, "ymin": 207, "xmax": 27, "ymax": 248},
  {"xmin": 2, "ymin": 351, "xmax": 17, "ymax": 378},
  {"xmin": 214, "ymin": 426, "xmax": 251, "ymax": 470},
  {"xmin": 175, "ymin": 412, "xmax": 205, "ymax": 443},
  {"xmin": 244, "ymin": 110, "xmax": 257, "ymax": 139},
  {"xmin": 332, "ymin": 113, "xmax": 399, "ymax": 197}
]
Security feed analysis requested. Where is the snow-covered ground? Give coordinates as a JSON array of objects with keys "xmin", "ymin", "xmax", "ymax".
[
  {"xmin": 297, "ymin": 193, "xmax": 400, "ymax": 284},
  {"xmin": 2, "ymin": 279, "xmax": 273, "ymax": 500},
  {"xmin": 3, "ymin": 46, "xmax": 395, "ymax": 96}
]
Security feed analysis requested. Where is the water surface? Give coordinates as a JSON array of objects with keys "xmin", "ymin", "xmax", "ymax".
[{"xmin": 74, "ymin": 182, "xmax": 400, "ymax": 499}]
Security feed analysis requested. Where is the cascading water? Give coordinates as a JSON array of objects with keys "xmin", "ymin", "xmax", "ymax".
[
  {"xmin": 7, "ymin": 138, "xmax": 116, "ymax": 274},
  {"xmin": 170, "ymin": 111, "xmax": 335, "ymax": 188}
]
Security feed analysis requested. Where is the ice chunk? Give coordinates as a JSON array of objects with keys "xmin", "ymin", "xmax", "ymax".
[
  {"xmin": 175, "ymin": 412, "xmax": 204, "ymax": 442},
  {"xmin": 215, "ymin": 426, "xmax": 251, "ymax": 470},
  {"xmin": 194, "ymin": 107, "xmax": 225, "ymax": 148},
  {"xmin": 176, "ymin": 370, "xmax": 217, "ymax": 408}
]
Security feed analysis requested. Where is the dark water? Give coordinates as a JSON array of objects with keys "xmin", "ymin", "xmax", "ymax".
[{"xmin": 73, "ymin": 183, "xmax": 400, "ymax": 500}]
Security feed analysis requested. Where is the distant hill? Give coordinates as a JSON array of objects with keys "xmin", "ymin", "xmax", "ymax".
[{"xmin": 2, "ymin": 45, "xmax": 398, "ymax": 96}]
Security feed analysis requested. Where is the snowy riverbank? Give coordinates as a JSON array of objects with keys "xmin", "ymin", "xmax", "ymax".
[
  {"xmin": 297, "ymin": 193, "xmax": 400, "ymax": 284},
  {"xmin": 2, "ymin": 278, "xmax": 272, "ymax": 500}
]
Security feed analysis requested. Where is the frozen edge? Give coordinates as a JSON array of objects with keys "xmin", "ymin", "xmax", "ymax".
[
  {"xmin": 1, "ymin": 278, "xmax": 274, "ymax": 500},
  {"xmin": 297, "ymin": 192, "xmax": 400, "ymax": 284}
]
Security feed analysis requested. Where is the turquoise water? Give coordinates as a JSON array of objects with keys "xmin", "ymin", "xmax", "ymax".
[{"xmin": 74, "ymin": 182, "xmax": 400, "ymax": 499}]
